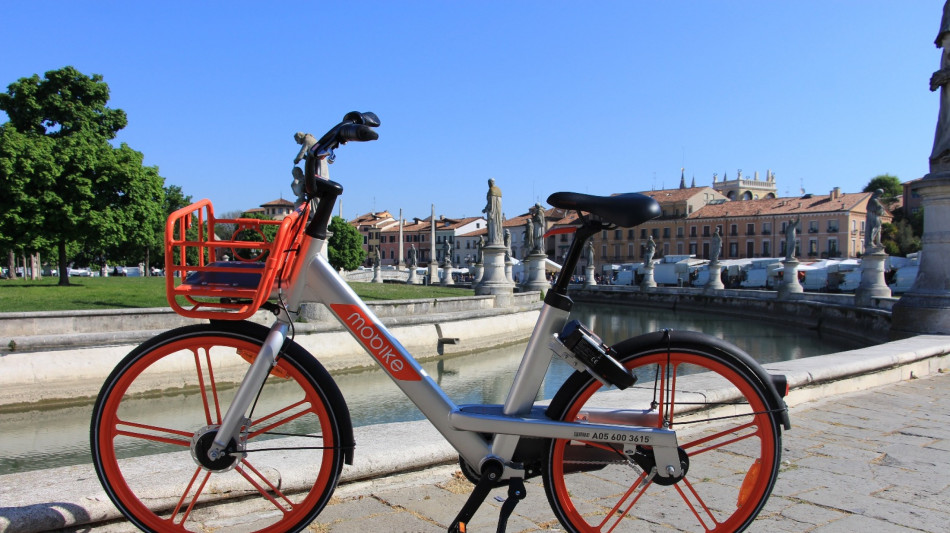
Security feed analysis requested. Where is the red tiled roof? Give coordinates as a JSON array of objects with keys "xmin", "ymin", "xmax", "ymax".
[{"xmin": 688, "ymin": 192, "xmax": 877, "ymax": 220}]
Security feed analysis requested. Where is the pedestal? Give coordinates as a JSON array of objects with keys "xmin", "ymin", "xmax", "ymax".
[
  {"xmin": 704, "ymin": 260, "xmax": 724, "ymax": 291},
  {"xmin": 522, "ymin": 252, "xmax": 550, "ymax": 294},
  {"xmin": 428, "ymin": 263, "xmax": 439, "ymax": 287},
  {"xmin": 441, "ymin": 264, "xmax": 454, "ymax": 286},
  {"xmin": 473, "ymin": 264, "xmax": 484, "ymax": 285},
  {"xmin": 855, "ymin": 251, "xmax": 891, "ymax": 307},
  {"xmin": 640, "ymin": 263, "xmax": 656, "ymax": 289},
  {"xmin": 475, "ymin": 245, "xmax": 513, "ymax": 296},
  {"xmin": 584, "ymin": 265, "xmax": 597, "ymax": 286},
  {"xmin": 777, "ymin": 259, "xmax": 803, "ymax": 299},
  {"xmin": 892, "ymin": 173, "xmax": 950, "ymax": 336},
  {"xmin": 505, "ymin": 261, "xmax": 514, "ymax": 284},
  {"xmin": 407, "ymin": 267, "xmax": 420, "ymax": 285},
  {"xmin": 372, "ymin": 266, "xmax": 383, "ymax": 284}
]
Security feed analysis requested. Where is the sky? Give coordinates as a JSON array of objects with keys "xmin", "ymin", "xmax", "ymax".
[{"xmin": 0, "ymin": 1, "xmax": 944, "ymax": 222}]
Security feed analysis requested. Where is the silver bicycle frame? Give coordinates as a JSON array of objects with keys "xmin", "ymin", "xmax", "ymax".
[{"xmin": 210, "ymin": 227, "xmax": 682, "ymax": 479}]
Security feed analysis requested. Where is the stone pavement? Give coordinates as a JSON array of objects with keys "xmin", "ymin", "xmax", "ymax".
[{"xmin": 76, "ymin": 370, "xmax": 950, "ymax": 532}]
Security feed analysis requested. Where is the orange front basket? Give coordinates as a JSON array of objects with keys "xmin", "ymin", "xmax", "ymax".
[{"xmin": 165, "ymin": 199, "xmax": 309, "ymax": 320}]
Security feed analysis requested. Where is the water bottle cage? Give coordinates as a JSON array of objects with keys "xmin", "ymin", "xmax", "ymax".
[{"xmin": 550, "ymin": 320, "xmax": 636, "ymax": 390}]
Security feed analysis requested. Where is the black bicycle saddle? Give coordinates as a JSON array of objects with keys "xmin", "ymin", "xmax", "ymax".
[{"xmin": 547, "ymin": 191, "xmax": 661, "ymax": 228}]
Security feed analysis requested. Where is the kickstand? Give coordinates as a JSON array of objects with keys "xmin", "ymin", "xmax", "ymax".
[
  {"xmin": 495, "ymin": 478, "xmax": 526, "ymax": 533},
  {"xmin": 448, "ymin": 461, "xmax": 504, "ymax": 533}
]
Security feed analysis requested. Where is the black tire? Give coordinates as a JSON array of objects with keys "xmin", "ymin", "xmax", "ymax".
[
  {"xmin": 542, "ymin": 332, "xmax": 783, "ymax": 533},
  {"xmin": 90, "ymin": 322, "xmax": 351, "ymax": 532}
]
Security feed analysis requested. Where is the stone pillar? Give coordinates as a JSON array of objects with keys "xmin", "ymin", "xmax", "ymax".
[
  {"xmin": 397, "ymin": 209, "xmax": 404, "ymax": 270},
  {"xmin": 522, "ymin": 252, "xmax": 550, "ymax": 295},
  {"xmin": 475, "ymin": 245, "xmax": 513, "ymax": 296},
  {"xmin": 778, "ymin": 259, "xmax": 803, "ymax": 298},
  {"xmin": 640, "ymin": 263, "xmax": 657, "ymax": 289},
  {"xmin": 855, "ymin": 252, "xmax": 891, "ymax": 307},
  {"xmin": 891, "ymin": 175, "xmax": 950, "ymax": 336},
  {"xmin": 704, "ymin": 260, "xmax": 724, "ymax": 291},
  {"xmin": 584, "ymin": 264, "xmax": 597, "ymax": 286}
]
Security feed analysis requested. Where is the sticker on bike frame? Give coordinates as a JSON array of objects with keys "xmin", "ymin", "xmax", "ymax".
[{"xmin": 331, "ymin": 303, "xmax": 421, "ymax": 381}]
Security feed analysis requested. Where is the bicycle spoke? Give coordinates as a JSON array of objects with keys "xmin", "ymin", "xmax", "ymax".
[
  {"xmin": 674, "ymin": 477, "xmax": 719, "ymax": 531},
  {"xmin": 236, "ymin": 460, "xmax": 297, "ymax": 513},
  {"xmin": 599, "ymin": 472, "xmax": 650, "ymax": 533},
  {"xmin": 190, "ymin": 347, "xmax": 221, "ymax": 425},
  {"xmin": 247, "ymin": 399, "xmax": 315, "ymax": 439},
  {"xmin": 169, "ymin": 466, "xmax": 211, "ymax": 528},
  {"xmin": 114, "ymin": 419, "xmax": 192, "ymax": 447},
  {"xmin": 681, "ymin": 420, "xmax": 760, "ymax": 456}
]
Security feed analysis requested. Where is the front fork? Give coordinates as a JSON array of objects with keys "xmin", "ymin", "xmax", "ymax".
[{"xmin": 207, "ymin": 321, "xmax": 290, "ymax": 462}]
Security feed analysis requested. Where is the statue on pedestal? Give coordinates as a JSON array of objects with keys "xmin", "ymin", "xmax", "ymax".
[
  {"xmin": 504, "ymin": 229, "xmax": 512, "ymax": 262},
  {"xmin": 784, "ymin": 217, "xmax": 801, "ymax": 261},
  {"xmin": 407, "ymin": 244, "xmax": 417, "ymax": 267},
  {"xmin": 442, "ymin": 239, "xmax": 453, "ymax": 267},
  {"xmin": 523, "ymin": 219, "xmax": 534, "ymax": 257},
  {"xmin": 372, "ymin": 245, "xmax": 381, "ymax": 268},
  {"xmin": 531, "ymin": 203, "xmax": 545, "ymax": 253},
  {"xmin": 293, "ymin": 132, "xmax": 317, "ymax": 165},
  {"xmin": 865, "ymin": 189, "xmax": 885, "ymax": 253},
  {"xmin": 476, "ymin": 236, "xmax": 484, "ymax": 264},
  {"xmin": 586, "ymin": 240, "xmax": 595, "ymax": 265},
  {"xmin": 711, "ymin": 227, "xmax": 722, "ymax": 261},
  {"xmin": 483, "ymin": 179, "xmax": 504, "ymax": 245},
  {"xmin": 644, "ymin": 235, "xmax": 656, "ymax": 266}
]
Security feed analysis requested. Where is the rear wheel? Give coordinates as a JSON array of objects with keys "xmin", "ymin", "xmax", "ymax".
[
  {"xmin": 543, "ymin": 341, "xmax": 782, "ymax": 532},
  {"xmin": 90, "ymin": 324, "xmax": 346, "ymax": 532}
]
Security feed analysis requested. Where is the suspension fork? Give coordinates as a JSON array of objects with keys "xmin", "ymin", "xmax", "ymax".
[{"xmin": 207, "ymin": 321, "xmax": 290, "ymax": 461}]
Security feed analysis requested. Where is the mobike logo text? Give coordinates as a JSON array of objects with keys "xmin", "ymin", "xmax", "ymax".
[{"xmin": 331, "ymin": 304, "xmax": 421, "ymax": 381}]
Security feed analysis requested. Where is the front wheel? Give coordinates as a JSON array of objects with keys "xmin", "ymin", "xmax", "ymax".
[
  {"xmin": 542, "ymin": 335, "xmax": 783, "ymax": 532},
  {"xmin": 90, "ymin": 323, "xmax": 349, "ymax": 532}
]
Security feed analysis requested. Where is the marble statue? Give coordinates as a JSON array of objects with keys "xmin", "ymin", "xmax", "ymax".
[
  {"xmin": 586, "ymin": 240, "xmax": 594, "ymax": 265},
  {"xmin": 443, "ymin": 239, "xmax": 453, "ymax": 266},
  {"xmin": 407, "ymin": 244, "xmax": 417, "ymax": 267},
  {"xmin": 372, "ymin": 245, "xmax": 381, "ymax": 267},
  {"xmin": 476, "ymin": 235, "xmax": 485, "ymax": 264},
  {"xmin": 523, "ymin": 219, "xmax": 534, "ymax": 256},
  {"xmin": 865, "ymin": 189, "xmax": 885, "ymax": 253},
  {"xmin": 644, "ymin": 235, "xmax": 656, "ymax": 265},
  {"xmin": 290, "ymin": 166, "xmax": 305, "ymax": 207},
  {"xmin": 531, "ymin": 203, "xmax": 545, "ymax": 253},
  {"xmin": 483, "ymin": 179, "xmax": 504, "ymax": 245},
  {"xmin": 293, "ymin": 132, "xmax": 317, "ymax": 164},
  {"xmin": 711, "ymin": 227, "xmax": 722, "ymax": 261},
  {"xmin": 784, "ymin": 216, "xmax": 801, "ymax": 261},
  {"xmin": 930, "ymin": 1, "xmax": 950, "ymax": 171},
  {"xmin": 504, "ymin": 229, "xmax": 512, "ymax": 262}
]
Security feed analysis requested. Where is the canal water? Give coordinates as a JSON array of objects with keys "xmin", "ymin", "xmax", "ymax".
[{"xmin": 0, "ymin": 302, "xmax": 867, "ymax": 475}]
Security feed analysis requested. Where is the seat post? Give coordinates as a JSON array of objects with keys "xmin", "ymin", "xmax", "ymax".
[{"xmin": 552, "ymin": 221, "xmax": 603, "ymax": 295}]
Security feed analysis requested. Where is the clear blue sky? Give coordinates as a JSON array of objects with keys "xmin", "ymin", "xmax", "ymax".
[{"xmin": 0, "ymin": 1, "xmax": 943, "ymax": 222}]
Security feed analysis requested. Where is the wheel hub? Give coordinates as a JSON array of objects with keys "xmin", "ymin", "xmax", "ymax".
[
  {"xmin": 632, "ymin": 446, "xmax": 690, "ymax": 486},
  {"xmin": 191, "ymin": 426, "xmax": 242, "ymax": 472}
]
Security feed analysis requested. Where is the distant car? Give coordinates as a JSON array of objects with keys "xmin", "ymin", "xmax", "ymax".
[{"xmin": 68, "ymin": 267, "xmax": 92, "ymax": 277}]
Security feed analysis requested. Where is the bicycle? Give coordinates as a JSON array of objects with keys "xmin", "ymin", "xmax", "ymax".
[{"xmin": 90, "ymin": 111, "xmax": 791, "ymax": 533}]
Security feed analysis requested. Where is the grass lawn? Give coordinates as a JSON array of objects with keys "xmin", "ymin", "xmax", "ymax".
[{"xmin": 0, "ymin": 276, "xmax": 474, "ymax": 313}]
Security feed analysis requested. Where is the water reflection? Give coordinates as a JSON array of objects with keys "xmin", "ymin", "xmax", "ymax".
[{"xmin": 0, "ymin": 302, "xmax": 867, "ymax": 474}]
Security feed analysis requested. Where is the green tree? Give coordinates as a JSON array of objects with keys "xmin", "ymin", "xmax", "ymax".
[
  {"xmin": 0, "ymin": 67, "xmax": 165, "ymax": 285},
  {"xmin": 863, "ymin": 174, "xmax": 903, "ymax": 201},
  {"xmin": 328, "ymin": 216, "xmax": 366, "ymax": 271}
]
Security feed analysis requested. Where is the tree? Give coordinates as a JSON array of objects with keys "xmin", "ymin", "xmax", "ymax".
[
  {"xmin": 863, "ymin": 174, "xmax": 903, "ymax": 202},
  {"xmin": 0, "ymin": 67, "xmax": 165, "ymax": 284},
  {"xmin": 327, "ymin": 216, "xmax": 366, "ymax": 271}
]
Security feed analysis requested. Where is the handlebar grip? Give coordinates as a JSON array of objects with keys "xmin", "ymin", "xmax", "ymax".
[{"xmin": 337, "ymin": 123, "xmax": 378, "ymax": 142}]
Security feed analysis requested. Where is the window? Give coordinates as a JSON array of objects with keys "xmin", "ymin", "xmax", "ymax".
[
  {"xmin": 651, "ymin": 228, "xmax": 659, "ymax": 239},
  {"xmin": 641, "ymin": 229, "xmax": 647, "ymax": 238},
  {"xmin": 729, "ymin": 242, "xmax": 738, "ymax": 258},
  {"xmin": 602, "ymin": 230, "xmax": 608, "ymax": 239},
  {"xmin": 601, "ymin": 245, "xmax": 607, "ymax": 259},
  {"xmin": 763, "ymin": 241, "xmax": 771, "ymax": 256},
  {"xmin": 809, "ymin": 221, "xmax": 819, "ymax": 234},
  {"xmin": 762, "ymin": 222, "xmax": 772, "ymax": 235},
  {"xmin": 730, "ymin": 224, "xmax": 738, "ymax": 236},
  {"xmin": 689, "ymin": 243, "xmax": 697, "ymax": 255},
  {"xmin": 663, "ymin": 227, "xmax": 670, "ymax": 238},
  {"xmin": 677, "ymin": 227, "xmax": 684, "ymax": 237},
  {"xmin": 746, "ymin": 223, "xmax": 755, "ymax": 235},
  {"xmin": 627, "ymin": 229, "xmax": 635, "ymax": 238},
  {"xmin": 828, "ymin": 238, "xmax": 839, "ymax": 256},
  {"xmin": 703, "ymin": 225, "xmax": 710, "ymax": 237},
  {"xmin": 690, "ymin": 226, "xmax": 697, "ymax": 237},
  {"xmin": 614, "ymin": 229, "xmax": 622, "ymax": 240}
]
